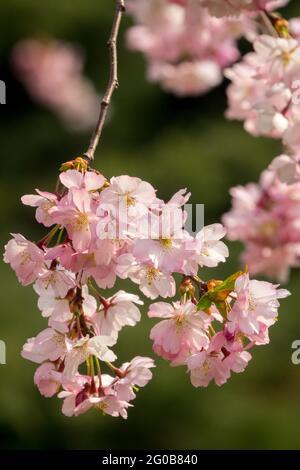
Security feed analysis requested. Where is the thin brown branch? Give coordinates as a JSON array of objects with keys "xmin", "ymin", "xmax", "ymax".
[
  {"xmin": 259, "ymin": 11, "xmax": 278, "ymax": 37},
  {"xmin": 84, "ymin": 0, "xmax": 126, "ymax": 162}
]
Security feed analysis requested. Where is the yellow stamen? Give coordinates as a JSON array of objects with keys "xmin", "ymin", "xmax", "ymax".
[
  {"xmin": 75, "ymin": 213, "xmax": 89, "ymax": 230},
  {"xmin": 145, "ymin": 266, "xmax": 159, "ymax": 285},
  {"xmin": 125, "ymin": 194, "xmax": 136, "ymax": 206},
  {"xmin": 160, "ymin": 238, "xmax": 173, "ymax": 249}
]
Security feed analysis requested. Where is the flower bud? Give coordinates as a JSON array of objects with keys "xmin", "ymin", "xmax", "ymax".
[{"xmin": 60, "ymin": 156, "xmax": 88, "ymax": 172}]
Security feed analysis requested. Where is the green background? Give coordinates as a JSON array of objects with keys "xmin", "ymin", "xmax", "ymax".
[{"xmin": 0, "ymin": 0, "xmax": 300, "ymax": 450}]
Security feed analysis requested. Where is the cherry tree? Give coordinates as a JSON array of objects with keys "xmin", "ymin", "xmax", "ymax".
[{"xmin": 4, "ymin": 0, "xmax": 291, "ymax": 419}]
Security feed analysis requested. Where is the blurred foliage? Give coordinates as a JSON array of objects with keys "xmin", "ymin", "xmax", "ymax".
[{"xmin": 1, "ymin": 0, "xmax": 300, "ymax": 450}]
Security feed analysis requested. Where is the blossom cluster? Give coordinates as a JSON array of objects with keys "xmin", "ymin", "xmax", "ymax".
[
  {"xmin": 126, "ymin": 0, "xmax": 299, "ymax": 282},
  {"xmin": 197, "ymin": 0, "xmax": 289, "ymax": 18},
  {"xmin": 12, "ymin": 39, "xmax": 100, "ymax": 131},
  {"xmin": 126, "ymin": 0, "xmax": 289, "ymax": 97},
  {"xmin": 222, "ymin": 3, "xmax": 300, "ymax": 280},
  {"xmin": 225, "ymin": 33, "xmax": 300, "ymax": 155},
  {"xmin": 4, "ymin": 159, "xmax": 289, "ymax": 417},
  {"xmin": 223, "ymin": 170, "xmax": 300, "ymax": 282},
  {"xmin": 148, "ymin": 271, "xmax": 289, "ymax": 386},
  {"xmin": 126, "ymin": 0, "xmax": 245, "ymax": 96}
]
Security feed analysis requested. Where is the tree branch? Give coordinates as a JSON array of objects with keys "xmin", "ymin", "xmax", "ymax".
[
  {"xmin": 259, "ymin": 11, "xmax": 278, "ymax": 37},
  {"xmin": 84, "ymin": 0, "xmax": 126, "ymax": 162}
]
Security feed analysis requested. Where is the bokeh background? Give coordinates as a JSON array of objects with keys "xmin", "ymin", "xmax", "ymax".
[{"xmin": 1, "ymin": 0, "xmax": 300, "ymax": 450}]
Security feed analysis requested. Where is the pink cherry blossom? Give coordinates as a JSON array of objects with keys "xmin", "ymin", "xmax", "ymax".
[
  {"xmin": 63, "ymin": 335, "xmax": 117, "ymax": 381},
  {"xmin": 34, "ymin": 266, "xmax": 76, "ymax": 298},
  {"xmin": 100, "ymin": 175, "xmax": 156, "ymax": 220},
  {"xmin": 90, "ymin": 290, "xmax": 143, "ymax": 338},
  {"xmin": 5, "ymin": 161, "xmax": 291, "ymax": 415},
  {"xmin": 225, "ymin": 33, "xmax": 300, "ymax": 146},
  {"xmin": 53, "ymin": 188, "xmax": 98, "ymax": 252},
  {"xmin": 34, "ymin": 362, "xmax": 61, "ymax": 397},
  {"xmin": 114, "ymin": 356, "xmax": 155, "ymax": 401},
  {"xmin": 35, "ymin": 288, "xmax": 73, "ymax": 332},
  {"xmin": 200, "ymin": 0, "xmax": 289, "ymax": 17},
  {"xmin": 21, "ymin": 190, "xmax": 58, "ymax": 227},
  {"xmin": 185, "ymin": 223, "xmax": 229, "ymax": 273},
  {"xmin": 59, "ymin": 169, "xmax": 106, "ymax": 191},
  {"xmin": 223, "ymin": 170, "xmax": 300, "ymax": 281},
  {"xmin": 21, "ymin": 328, "xmax": 71, "ymax": 363},
  {"xmin": 12, "ymin": 39, "xmax": 100, "ymax": 131},
  {"xmin": 117, "ymin": 253, "xmax": 176, "ymax": 299},
  {"xmin": 268, "ymin": 153, "xmax": 300, "ymax": 184},
  {"xmin": 148, "ymin": 61, "xmax": 223, "ymax": 97},
  {"xmin": 131, "ymin": 204, "xmax": 189, "ymax": 273},
  {"xmin": 227, "ymin": 273, "xmax": 290, "ymax": 341},
  {"xmin": 148, "ymin": 301, "xmax": 210, "ymax": 364},
  {"xmin": 59, "ymin": 382, "xmax": 131, "ymax": 418},
  {"xmin": 4, "ymin": 234, "xmax": 45, "ymax": 286},
  {"xmin": 127, "ymin": 0, "xmax": 242, "ymax": 96},
  {"xmin": 186, "ymin": 332, "xmax": 252, "ymax": 387},
  {"xmin": 4, "ymin": 0, "xmax": 295, "ymax": 420}
]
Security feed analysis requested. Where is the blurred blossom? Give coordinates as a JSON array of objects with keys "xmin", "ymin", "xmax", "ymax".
[
  {"xmin": 126, "ymin": 0, "xmax": 247, "ymax": 96},
  {"xmin": 225, "ymin": 29, "xmax": 300, "ymax": 156},
  {"xmin": 11, "ymin": 39, "xmax": 101, "ymax": 131},
  {"xmin": 223, "ymin": 170, "xmax": 300, "ymax": 282},
  {"xmin": 199, "ymin": 0, "xmax": 289, "ymax": 17}
]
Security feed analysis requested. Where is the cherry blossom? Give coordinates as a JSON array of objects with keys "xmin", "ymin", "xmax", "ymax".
[
  {"xmin": 127, "ymin": 0, "xmax": 242, "ymax": 96},
  {"xmin": 225, "ymin": 32, "xmax": 300, "ymax": 153},
  {"xmin": 21, "ymin": 191, "xmax": 58, "ymax": 227},
  {"xmin": 185, "ymin": 223, "xmax": 229, "ymax": 272},
  {"xmin": 268, "ymin": 153, "xmax": 300, "ymax": 184},
  {"xmin": 21, "ymin": 328, "xmax": 71, "ymax": 364},
  {"xmin": 4, "ymin": 234, "xmax": 45, "ymax": 286},
  {"xmin": 148, "ymin": 301, "xmax": 210, "ymax": 364},
  {"xmin": 3, "ymin": 157, "xmax": 290, "ymax": 415},
  {"xmin": 4, "ymin": 0, "xmax": 294, "ymax": 417},
  {"xmin": 227, "ymin": 273, "xmax": 290, "ymax": 341},
  {"xmin": 223, "ymin": 170, "xmax": 300, "ymax": 281},
  {"xmin": 199, "ymin": 0, "xmax": 289, "ymax": 17},
  {"xmin": 34, "ymin": 362, "xmax": 61, "ymax": 398},
  {"xmin": 58, "ymin": 378, "xmax": 131, "ymax": 418},
  {"xmin": 113, "ymin": 356, "xmax": 155, "ymax": 402},
  {"xmin": 90, "ymin": 290, "xmax": 143, "ymax": 338},
  {"xmin": 117, "ymin": 254, "xmax": 177, "ymax": 299},
  {"xmin": 63, "ymin": 335, "xmax": 117, "ymax": 381},
  {"xmin": 11, "ymin": 39, "xmax": 100, "ymax": 131}
]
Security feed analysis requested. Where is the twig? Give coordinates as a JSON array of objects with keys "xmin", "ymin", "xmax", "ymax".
[
  {"xmin": 84, "ymin": 0, "xmax": 126, "ymax": 162},
  {"xmin": 260, "ymin": 11, "xmax": 278, "ymax": 37}
]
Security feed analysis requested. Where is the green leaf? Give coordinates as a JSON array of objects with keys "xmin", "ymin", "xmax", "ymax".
[
  {"xmin": 197, "ymin": 295, "xmax": 212, "ymax": 311},
  {"xmin": 213, "ymin": 270, "xmax": 244, "ymax": 294},
  {"xmin": 214, "ymin": 301, "xmax": 229, "ymax": 320}
]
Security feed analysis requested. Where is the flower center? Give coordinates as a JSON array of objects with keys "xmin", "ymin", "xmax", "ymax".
[
  {"xmin": 281, "ymin": 51, "xmax": 292, "ymax": 65},
  {"xmin": 75, "ymin": 212, "xmax": 89, "ymax": 230},
  {"xmin": 97, "ymin": 402, "xmax": 108, "ymax": 412},
  {"xmin": 259, "ymin": 220, "xmax": 278, "ymax": 238},
  {"xmin": 145, "ymin": 266, "xmax": 159, "ymax": 284},
  {"xmin": 248, "ymin": 294, "xmax": 256, "ymax": 312},
  {"xmin": 201, "ymin": 247, "xmax": 210, "ymax": 257},
  {"xmin": 54, "ymin": 333, "xmax": 66, "ymax": 349},
  {"xmin": 160, "ymin": 238, "xmax": 173, "ymax": 249},
  {"xmin": 20, "ymin": 250, "xmax": 31, "ymax": 265},
  {"xmin": 125, "ymin": 193, "xmax": 136, "ymax": 206},
  {"xmin": 42, "ymin": 200, "xmax": 56, "ymax": 213},
  {"xmin": 202, "ymin": 360, "xmax": 210, "ymax": 375},
  {"xmin": 175, "ymin": 313, "xmax": 187, "ymax": 331},
  {"xmin": 45, "ymin": 271, "xmax": 57, "ymax": 289}
]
